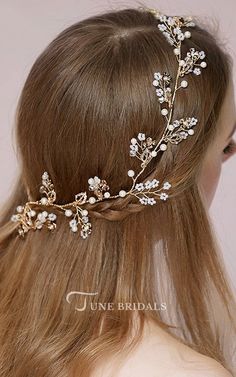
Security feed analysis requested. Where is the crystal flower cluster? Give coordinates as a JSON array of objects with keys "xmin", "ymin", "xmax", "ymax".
[{"xmin": 11, "ymin": 8, "xmax": 207, "ymax": 240}]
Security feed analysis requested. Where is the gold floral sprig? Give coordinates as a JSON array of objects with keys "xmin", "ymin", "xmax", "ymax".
[{"xmin": 10, "ymin": 8, "xmax": 207, "ymax": 239}]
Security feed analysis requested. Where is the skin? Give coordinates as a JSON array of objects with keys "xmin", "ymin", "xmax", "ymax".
[
  {"xmin": 198, "ymin": 78, "xmax": 236, "ymax": 207},
  {"xmin": 93, "ymin": 82, "xmax": 236, "ymax": 377}
]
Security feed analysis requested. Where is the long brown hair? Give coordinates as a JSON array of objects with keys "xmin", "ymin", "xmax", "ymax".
[{"xmin": 0, "ymin": 4, "xmax": 236, "ymax": 377}]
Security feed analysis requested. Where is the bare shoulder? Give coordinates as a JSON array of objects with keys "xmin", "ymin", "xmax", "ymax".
[
  {"xmin": 174, "ymin": 356, "xmax": 233, "ymax": 377},
  {"xmin": 91, "ymin": 320, "xmax": 233, "ymax": 377}
]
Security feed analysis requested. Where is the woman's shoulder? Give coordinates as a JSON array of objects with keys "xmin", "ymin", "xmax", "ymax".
[{"xmin": 92, "ymin": 319, "xmax": 233, "ymax": 377}]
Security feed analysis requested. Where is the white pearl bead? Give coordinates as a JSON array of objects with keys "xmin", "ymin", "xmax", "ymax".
[
  {"xmin": 42, "ymin": 211, "xmax": 48, "ymax": 217},
  {"xmin": 200, "ymin": 61, "xmax": 207, "ymax": 68},
  {"xmin": 179, "ymin": 60, "xmax": 185, "ymax": 67},
  {"xmin": 161, "ymin": 108, "xmax": 168, "ymax": 116},
  {"xmin": 82, "ymin": 209, "xmax": 88, "ymax": 216},
  {"xmin": 127, "ymin": 170, "xmax": 135, "ymax": 177},
  {"xmin": 16, "ymin": 206, "xmax": 23, "ymax": 213},
  {"xmin": 130, "ymin": 138, "xmax": 137, "ymax": 145},
  {"xmin": 30, "ymin": 210, "xmax": 36, "ymax": 217},
  {"xmin": 184, "ymin": 31, "xmax": 191, "ymax": 38},
  {"xmin": 42, "ymin": 172, "xmax": 49, "ymax": 179},
  {"xmin": 188, "ymin": 129, "xmax": 194, "ymax": 135},
  {"xmin": 88, "ymin": 178, "xmax": 94, "ymax": 185},
  {"xmin": 181, "ymin": 80, "xmax": 188, "ymax": 88},
  {"xmin": 65, "ymin": 209, "xmax": 73, "ymax": 217},
  {"xmin": 168, "ymin": 124, "xmax": 174, "ymax": 130},
  {"xmin": 104, "ymin": 192, "xmax": 110, "ymax": 198},
  {"xmin": 40, "ymin": 197, "xmax": 48, "ymax": 205},
  {"xmin": 160, "ymin": 144, "xmax": 167, "ymax": 151},
  {"xmin": 71, "ymin": 226, "xmax": 78, "ymax": 232},
  {"xmin": 173, "ymin": 48, "xmax": 180, "ymax": 55},
  {"xmin": 151, "ymin": 150, "xmax": 157, "ymax": 157},
  {"xmin": 88, "ymin": 197, "xmax": 96, "ymax": 204},
  {"xmin": 152, "ymin": 80, "xmax": 158, "ymax": 86},
  {"xmin": 119, "ymin": 190, "xmax": 127, "ymax": 198}
]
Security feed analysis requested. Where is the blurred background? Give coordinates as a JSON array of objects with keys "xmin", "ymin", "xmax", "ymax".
[{"xmin": 0, "ymin": 0, "xmax": 235, "ymax": 285}]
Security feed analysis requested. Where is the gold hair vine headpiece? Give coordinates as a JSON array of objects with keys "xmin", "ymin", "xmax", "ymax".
[{"xmin": 11, "ymin": 8, "xmax": 207, "ymax": 239}]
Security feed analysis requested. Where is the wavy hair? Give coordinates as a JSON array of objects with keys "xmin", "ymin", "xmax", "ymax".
[{"xmin": 0, "ymin": 4, "xmax": 236, "ymax": 377}]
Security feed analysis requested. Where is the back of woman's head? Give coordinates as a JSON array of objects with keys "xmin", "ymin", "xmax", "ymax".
[{"xmin": 0, "ymin": 5, "xmax": 236, "ymax": 377}]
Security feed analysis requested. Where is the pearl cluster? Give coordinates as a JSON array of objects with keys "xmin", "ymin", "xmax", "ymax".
[{"xmin": 10, "ymin": 9, "xmax": 207, "ymax": 240}]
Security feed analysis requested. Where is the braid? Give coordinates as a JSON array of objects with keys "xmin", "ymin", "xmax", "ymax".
[{"xmin": 86, "ymin": 196, "xmax": 145, "ymax": 221}]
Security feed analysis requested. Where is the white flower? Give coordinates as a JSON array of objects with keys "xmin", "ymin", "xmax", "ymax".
[
  {"xmin": 69, "ymin": 219, "xmax": 77, "ymax": 227},
  {"xmin": 160, "ymin": 193, "xmax": 168, "ymax": 201},
  {"xmin": 159, "ymin": 15, "xmax": 167, "ymax": 22},
  {"xmin": 173, "ymin": 120, "xmax": 180, "ymax": 128},
  {"xmin": 147, "ymin": 198, "xmax": 156, "ymax": 205},
  {"xmin": 48, "ymin": 213, "xmax": 57, "ymax": 221},
  {"xmin": 152, "ymin": 179, "xmax": 159, "ymax": 188},
  {"xmin": 153, "ymin": 79, "xmax": 159, "ymax": 87},
  {"xmin": 163, "ymin": 182, "xmax": 171, "ymax": 190},
  {"xmin": 158, "ymin": 24, "xmax": 167, "ymax": 31},
  {"xmin": 167, "ymin": 17, "xmax": 175, "ymax": 26},
  {"xmin": 138, "ymin": 133, "xmax": 145, "ymax": 141},
  {"xmin": 88, "ymin": 176, "xmax": 101, "ymax": 190},
  {"xmin": 154, "ymin": 72, "xmax": 162, "ymax": 80},
  {"xmin": 156, "ymin": 88, "xmax": 163, "ymax": 97},
  {"xmin": 177, "ymin": 33, "xmax": 185, "ymax": 41},
  {"xmin": 173, "ymin": 27, "xmax": 181, "ymax": 35},
  {"xmin": 199, "ymin": 50, "xmax": 205, "ymax": 59},
  {"xmin": 11, "ymin": 214, "xmax": 20, "ymax": 222},
  {"xmin": 139, "ymin": 197, "xmax": 148, "ymax": 205},
  {"xmin": 180, "ymin": 131, "xmax": 188, "ymax": 139},
  {"xmin": 130, "ymin": 144, "xmax": 138, "ymax": 152},
  {"xmin": 37, "ymin": 212, "xmax": 47, "ymax": 222},
  {"xmin": 193, "ymin": 68, "xmax": 201, "ymax": 75},
  {"xmin": 190, "ymin": 117, "xmax": 198, "ymax": 126},
  {"xmin": 144, "ymin": 180, "xmax": 152, "ymax": 189},
  {"xmin": 82, "ymin": 216, "xmax": 89, "ymax": 223},
  {"xmin": 135, "ymin": 183, "xmax": 144, "ymax": 191},
  {"xmin": 158, "ymin": 97, "xmax": 165, "ymax": 103}
]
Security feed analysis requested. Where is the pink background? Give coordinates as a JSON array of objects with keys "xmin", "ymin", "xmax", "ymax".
[{"xmin": 0, "ymin": 1, "xmax": 235, "ymax": 285}]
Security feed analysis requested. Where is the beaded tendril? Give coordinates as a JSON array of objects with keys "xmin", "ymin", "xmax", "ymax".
[{"xmin": 11, "ymin": 7, "xmax": 207, "ymax": 239}]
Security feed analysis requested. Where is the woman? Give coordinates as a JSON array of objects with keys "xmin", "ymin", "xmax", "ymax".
[{"xmin": 0, "ymin": 5, "xmax": 236, "ymax": 377}]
